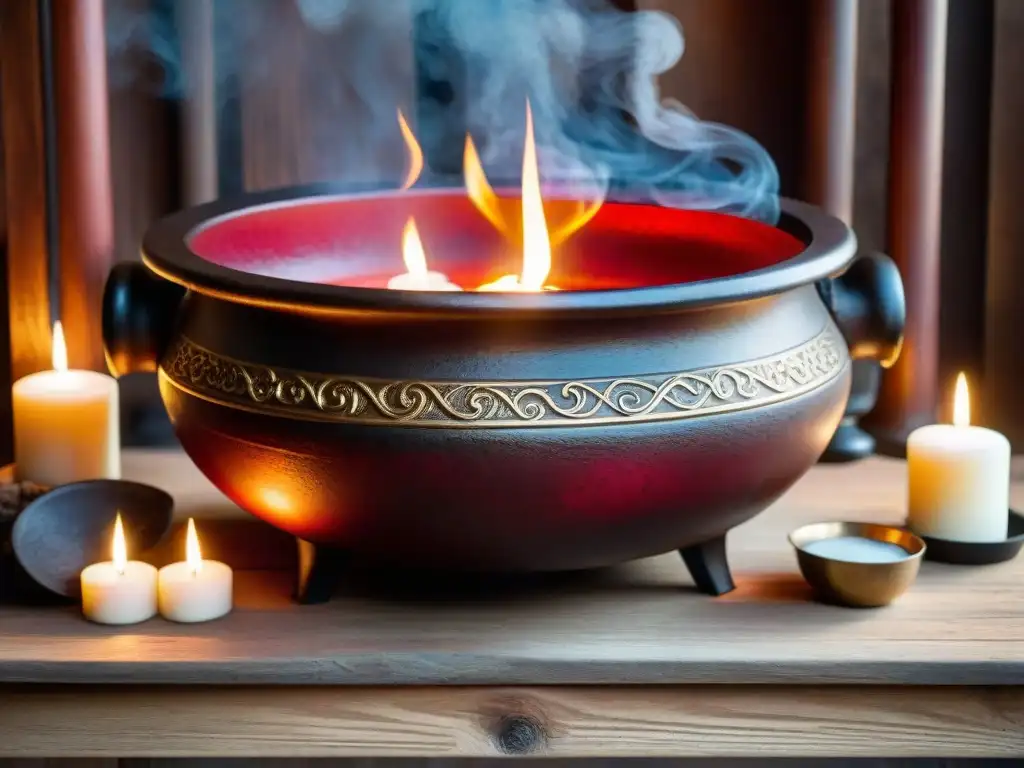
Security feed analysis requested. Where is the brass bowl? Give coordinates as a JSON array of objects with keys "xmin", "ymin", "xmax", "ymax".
[{"xmin": 789, "ymin": 522, "xmax": 926, "ymax": 608}]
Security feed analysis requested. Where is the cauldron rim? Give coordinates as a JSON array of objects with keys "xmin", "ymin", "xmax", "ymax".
[{"xmin": 141, "ymin": 183, "xmax": 856, "ymax": 319}]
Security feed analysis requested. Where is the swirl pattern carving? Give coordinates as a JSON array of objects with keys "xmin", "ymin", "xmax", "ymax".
[{"xmin": 161, "ymin": 327, "xmax": 846, "ymax": 428}]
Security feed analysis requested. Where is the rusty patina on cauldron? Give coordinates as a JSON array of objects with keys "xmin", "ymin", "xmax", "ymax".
[{"xmin": 103, "ymin": 186, "xmax": 905, "ymax": 600}]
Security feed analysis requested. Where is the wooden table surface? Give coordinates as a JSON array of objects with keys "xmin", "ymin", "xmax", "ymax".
[{"xmin": 0, "ymin": 449, "xmax": 1022, "ymax": 758}]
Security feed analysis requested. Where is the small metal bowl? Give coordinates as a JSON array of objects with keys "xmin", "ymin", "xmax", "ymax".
[{"xmin": 788, "ymin": 522, "xmax": 926, "ymax": 608}]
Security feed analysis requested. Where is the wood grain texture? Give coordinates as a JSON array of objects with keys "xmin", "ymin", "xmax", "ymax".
[
  {"xmin": 985, "ymin": 0, "xmax": 1024, "ymax": 447},
  {"xmin": 239, "ymin": 0, "xmax": 414, "ymax": 191},
  {"xmin": 639, "ymin": 0, "xmax": 811, "ymax": 198},
  {"xmin": 0, "ymin": 0, "xmax": 53, "ymax": 380},
  {"xmin": 0, "ymin": 685, "xmax": 1021, "ymax": 758},
  {"xmin": 52, "ymin": 0, "xmax": 115, "ymax": 373},
  {"xmin": 0, "ymin": 26, "xmax": 12, "ymax": 467},
  {"xmin": 0, "ymin": 450, "xmax": 1022, "ymax": 686}
]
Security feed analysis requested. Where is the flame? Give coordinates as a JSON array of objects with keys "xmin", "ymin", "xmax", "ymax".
[
  {"xmin": 397, "ymin": 110, "xmax": 423, "ymax": 190},
  {"xmin": 464, "ymin": 135, "xmax": 507, "ymax": 234},
  {"xmin": 464, "ymin": 111, "xmax": 604, "ymax": 252},
  {"xmin": 953, "ymin": 372, "xmax": 970, "ymax": 428},
  {"xmin": 520, "ymin": 101, "xmax": 550, "ymax": 290},
  {"xmin": 402, "ymin": 217, "xmax": 429, "ymax": 277},
  {"xmin": 112, "ymin": 512, "xmax": 127, "ymax": 575},
  {"xmin": 186, "ymin": 517, "xmax": 203, "ymax": 574},
  {"xmin": 52, "ymin": 321, "xmax": 67, "ymax": 372},
  {"xmin": 477, "ymin": 102, "xmax": 557, "ymax": 292}
]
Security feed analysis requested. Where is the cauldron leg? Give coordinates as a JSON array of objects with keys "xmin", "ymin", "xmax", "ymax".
[
  {"xmin": 295, "ymin": 539, "xmax": 347, "ymax": 604},
  {"xmin": 678, "ymin": 535, "xmax": 736, "ymax": 596}
]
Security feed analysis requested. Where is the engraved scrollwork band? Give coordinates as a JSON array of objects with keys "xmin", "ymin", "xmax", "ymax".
[{"xmin": 159, "ymin": 326, "xmax": 847, "ymax": 428}]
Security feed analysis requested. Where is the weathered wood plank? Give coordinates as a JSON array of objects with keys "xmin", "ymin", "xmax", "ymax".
[
  {"xmin": 0, "ymin": 451, "xmax": 1022, "ymax": 686},
  {"xmin": 0, "ymin": 686, "xmax": 1020, "ymax": 758}
]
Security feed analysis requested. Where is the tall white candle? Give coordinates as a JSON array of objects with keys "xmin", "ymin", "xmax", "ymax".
[
  {"xmin": 158, "ymin": 518, "xmax": 233, "ymax": 623},
  {"xmin": 907, "ymin": 373, "xmax": 1010, "ymax": 542},
  {"xmin": 80, "ymin": 513, "xmax": 158, "ymax": 625},
  {"xmin": 13, "ymin": 322, "xmax": 120, "ymax": 486},
  {"xmin": 386, "ymin": 218, "xmax": 462, "ymax": 292}
]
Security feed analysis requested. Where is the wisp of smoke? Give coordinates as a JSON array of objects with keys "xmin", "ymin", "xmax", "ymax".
[{"xmin": 107, "ymin": 0, "xmax": 779, "ymax": 223}]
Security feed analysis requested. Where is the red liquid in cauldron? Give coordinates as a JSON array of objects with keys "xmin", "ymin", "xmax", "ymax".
[{"xmin": 188, "ymin": 192, "xmax": 805, "ymax": 291}]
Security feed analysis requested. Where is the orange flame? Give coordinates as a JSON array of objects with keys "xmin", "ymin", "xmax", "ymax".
[
  {"xmin": 478, "ymin": 102, "xmax": 565, "ymax": 292},
  {"xmin": 464, "ymin": 118, "xmax": 604, "ymax": 251},
  {"xmin": 397, "ymin": 109, "xmax": 423, "ymax": 190},
  {"xmin": 112, "ymin": 512, "xmax": 127, "ymax": 575},
  {"xmin": 52, "ymin": 321, "xmax": 68, "ymax": 372},
  {"xmin": 402, "ymin": 217, "xmax": 429, "ymax": 276},
  {"xmin": 186, "ymin": 517, "xmax": 203, "ymax": 574},
  {"xmin": 395, "ymin": 100, "xmax": 603, "ymax": 292},
  {"xmin": 953, "ymin": 372, "xmax": 970, "ymax": 428}
]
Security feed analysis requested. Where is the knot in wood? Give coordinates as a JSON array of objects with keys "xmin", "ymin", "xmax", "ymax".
[{"xmin": 494, "ymin": 714, "xmax": 545, "ymax": 755}]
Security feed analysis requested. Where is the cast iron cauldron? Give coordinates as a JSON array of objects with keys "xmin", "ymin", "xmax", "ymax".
[{"xmin": 104, "ymin": 186, "xmax": 905, "ymax": 600}]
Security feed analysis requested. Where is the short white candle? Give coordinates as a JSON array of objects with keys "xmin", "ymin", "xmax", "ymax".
[
  {"xmin": 13, "ymin": 321, "xmax": 120, "ymax": 486},
  {"xmin": 802, "ymin": 537, "xmax": 910, "ymax": 563},
  {"xmin": 80, "ymin": 513, "xmax": 158, "ymax": 625},
  {"xmin": 158, "ymin": 518, "xmax": 233, "ymax": 623},
  {"xmin": 907, "ymin": 373, "xmax": 1010, "ymax": 542},
  {"xmin": 386, "ymin": 217, "xmax": 462, "ymax": 292}
]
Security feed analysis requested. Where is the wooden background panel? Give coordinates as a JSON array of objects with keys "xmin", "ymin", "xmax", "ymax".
[
  {"xmin": 0, "ymin": 0, "xmax": 52, "ymax": 464},
  {"xmin": 105, "ymin": 0, "xmax": 180, "ymax": 446},
  {"xmin": 852, "ymin": 0, "xmax": 892, "ymax": 254},
  {"xmin": 0, "ymin": 0, "xmax": 53, "ymax": 383},
  {"xmin": 937, "ymin": 0, "xmax": 993, "ymax": 396},
  {"xmin": 639, "ymin": 0, "xmax": 891, "ymax": 251},
  {"xmin": 239, "ymin": 0, "xmax": 415, "ymax": 191},
  {"xmin": 984, "ymin": 0, "xmax": 1024, "ymax": 446},
  {"xmin": 640, "ymin": 0, "xmax": 811, "ymax": 200},
  {"xmin": 0, "ymin": 14, "xmax": 11, "ymax": 466}
]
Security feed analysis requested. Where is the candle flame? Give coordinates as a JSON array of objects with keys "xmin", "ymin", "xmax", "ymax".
[
  {"xmin": 476, "ymin": 101, "xmax": 558, "ymax": 292},
  {"xmin": 520, "ymin": 101, "xmax": 551, "ymax": 292},
  {"xmin": 52, "ymin": 321, "xmax": 68, "ymax": 372},
  {"xmin": 397, "ymin": 109, "xmax": 423, "ymax": 190},
  {"xmin": 402, "ymin": 217, "xmax": 429, "ymax": 277},
  {"xmin": 186, "ymin": 517, "xmax": 203, "ymax": 574},
  {"xmin": 112, "ymin": 512, "xmax": 127, "ymax": 575},
  {"xmin": 953, "ymin": 372, "xmax": 970, "ymax": 428},
  {"xmin": 464, "ymin": 134, "xmax": 507, "ymax": 235},
  {"xmin": 464, "ymin": 102, "xmax": 604, "ymax": 282}
]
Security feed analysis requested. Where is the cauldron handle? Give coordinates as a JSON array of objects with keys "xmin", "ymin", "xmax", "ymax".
[
  {"xmin": 817, "ymin": 251, "xmax": 906, "ymax": 369},
  {"xmin": 102, "ymin": 262, "xmax": 187, "ymax": 377}
]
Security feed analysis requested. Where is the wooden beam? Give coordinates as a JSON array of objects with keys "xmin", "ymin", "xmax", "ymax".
[
  {"xmin": 176, "ymin": 0, "xmax": 219, "ymax": 205},
  {"xmin": 0, "ymin": 0, "xmax": 53, "ymax": 381},
  {"xmin": 864, "ymin": 0, "xmax": 949, "ymax": 451},
  {"xmin": 0, "ymin": 685, "xmax": 1021, "ymax": 757},
  {"xmin": 52, "ymin": 0, "xmax": 114, "ymax": 372}
]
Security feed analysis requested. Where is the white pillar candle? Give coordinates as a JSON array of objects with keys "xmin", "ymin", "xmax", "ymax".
[
  {"xmin": 13, "ymin": 322, "xmax": 120, "ymax": 486},
  {"xmin": 80, "ymin": 513, "xmax": 158, "ymax": 625},
  {"xmin": 158, "ymin": 518, "xmax": 233, "ymax": 623},
  {"xmin": 386, "ymin": 217, "xmax": 462, "ymax": 292},
  {"xmin": 907, "ymin": 373, "xmax": 1011, "ymax": 542}
]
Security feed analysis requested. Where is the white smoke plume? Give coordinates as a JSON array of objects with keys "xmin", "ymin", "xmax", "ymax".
[{"xmin": 109, "ymin": 0, "xmax": 779, "ymax": 223}]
